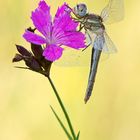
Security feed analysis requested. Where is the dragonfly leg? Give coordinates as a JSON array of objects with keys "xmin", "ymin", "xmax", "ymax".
[
  {"xmin": 71, "ymin": 17, "xmax": 79, "ymax": 21},
  {"xmin": 82, "ymin": 44, "xmax": 91, "ymax": 52},
  {"xmin": 82, "ymin": 31, "xmax": 92, "ymax": 51},
  {"xmin": 78, "ymin": 24, "xmax": 85, "ymax": 31}
]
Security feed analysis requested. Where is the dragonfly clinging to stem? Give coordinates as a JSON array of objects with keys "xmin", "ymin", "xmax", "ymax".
[{"xmin": 67, "ymin": 0, "xmax": 124, "ymax": 103}]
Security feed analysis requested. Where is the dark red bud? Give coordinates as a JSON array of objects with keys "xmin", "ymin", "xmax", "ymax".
[
  {"xmin": 31, "ymin": 44, "xmax": 43, "ymax": 60},
  {"xmin": 24, "ymin": 56, "xmax": 42, "ymax": 72},
  {"xmin": 16, "ymin": 45, "xmax": 32, "ymax": 57},
  {"xmin": 41, "ymin": 59, "xmax": 52, "ymax": 75},
  {"xmin": 12, "ymin": 54, "xmax": 23, "ymax": 62}
]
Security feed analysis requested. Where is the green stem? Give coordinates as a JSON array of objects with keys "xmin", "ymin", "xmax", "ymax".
[{"xmin": 47, "ymin": 76, "xmax": 77, "ymax": 140}]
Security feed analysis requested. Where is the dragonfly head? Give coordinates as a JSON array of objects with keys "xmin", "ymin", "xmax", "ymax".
[{"xmin": 73, "ymin": 3, "xmax": 87, "ymax": 18}]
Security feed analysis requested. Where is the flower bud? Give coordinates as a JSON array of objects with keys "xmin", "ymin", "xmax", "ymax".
[
  {"xmin": 24, "ymin": 56, "xmax": 42, "ymax": 72},
  {"xmin": 12, "ymin": 54, "xmax": 23, "ymax": 62},
  {"xmin": 16, "ymin": 45, "xmax": 32, "ymax": 57},
  {"xmin": 31, "ymin": 44, "xmax": 43, "ymax": 60},
  {"xmin": 42, "ymin": 59, "xmax": 52, "ymax": 76}
]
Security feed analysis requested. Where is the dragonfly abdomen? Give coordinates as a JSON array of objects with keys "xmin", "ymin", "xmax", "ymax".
[{"xmin": 84, "ymin": 49, "xmax": 101, "ymax": 103}]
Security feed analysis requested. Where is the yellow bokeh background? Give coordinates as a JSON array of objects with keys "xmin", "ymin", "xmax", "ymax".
[{"xmin": 0, "ymin": 0, "xmax": 140, "ymax": 140}]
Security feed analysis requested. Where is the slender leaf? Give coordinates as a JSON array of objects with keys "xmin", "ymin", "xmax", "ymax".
[
  {"xmin": 76, "ymin": 131, "xmax": 80, "ymax": 140},
  {"xmin": 14, "ymin": 66, "xmax": 29, "ymax": 69},
  {"xmin": 50, "ymin": 106, "xmax": 73, "ymax": 140}
]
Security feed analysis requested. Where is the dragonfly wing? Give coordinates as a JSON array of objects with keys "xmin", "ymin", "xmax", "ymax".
[
  {"xmin": 54, "ymin": 31, "xmax": 94, "ymax": 67},
  {"xmin": 85, "ymin": 30, "xmax": 94, "ymax": 46},
  {"xmin": 92, "ymin": 32, "xmax": 117, "ymax": 53},
  {"xmin": 100, "ymin": 0, "xmax": 124, "ymax": 24},
  {"xmin": 102, "ymin": 32, "xmax": 117, "ymax": 53},
  {"xmin": 54, "ymin": 47, "xmax": 91, "ymax": 67}
]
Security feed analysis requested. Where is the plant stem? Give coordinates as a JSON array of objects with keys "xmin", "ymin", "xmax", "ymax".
[{"xmin": 47, "ymin": 76, "xmax": 77, "ymax": 140}]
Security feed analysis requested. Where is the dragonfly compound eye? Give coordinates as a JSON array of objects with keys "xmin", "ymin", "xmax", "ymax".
[{"xmin": 74, "ymin": 3, "xmax": 87, "ymax": 17}]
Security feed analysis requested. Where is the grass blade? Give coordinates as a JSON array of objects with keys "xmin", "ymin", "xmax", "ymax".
[
  {"xmin": 76, "ymin": 131, "xmax": 80, "ymax": 140},
  {"xmin": 50, "ymin": 106, "xmax": 73, "ymax": 140}
]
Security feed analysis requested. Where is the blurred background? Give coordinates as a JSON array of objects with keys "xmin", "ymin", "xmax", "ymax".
[{"xmin": 0, "ymin": 0, "xmax": 140, "ymax": 140}]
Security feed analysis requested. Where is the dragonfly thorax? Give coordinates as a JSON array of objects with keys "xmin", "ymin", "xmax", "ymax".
[{"xmin": 83, "ymin": 14, "xmax": 105, "ymax": 35}]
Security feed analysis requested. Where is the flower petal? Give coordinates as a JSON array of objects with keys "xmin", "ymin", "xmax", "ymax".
[
  {"xmin": 23, "ymin": 30, "xmax": 46, "ymax": 45},
  {"xmin": 31, "ymin": 1, "xmax": 52, "ymax": 39},
  {"xmin": 43, "ymin": 44, "xmax": 64, "ymax": 61},
  {"xmin": 52, "ymin": 3, "xmax": 78, "ymax": 41},
  {"xmin": 54, "ymin": 3, "xmax": 71, "ymax": 19},
  {"xmin": 38, "ymin": 0, "xmax": 50, "ymax": 12},
  {"xmin": 56, "ymin": 31, "xmax": 86, "ymax": 49}
]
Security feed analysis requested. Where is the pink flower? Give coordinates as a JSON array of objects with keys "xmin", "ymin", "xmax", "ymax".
[{"xmin": 23, "ymin": 1, "xmax": 86, "ymax": 61}]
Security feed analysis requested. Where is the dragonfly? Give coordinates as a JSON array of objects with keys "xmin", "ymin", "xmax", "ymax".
[{"xmin": 56, "ymin": 0, "xmax": 124, "ymax": 103}]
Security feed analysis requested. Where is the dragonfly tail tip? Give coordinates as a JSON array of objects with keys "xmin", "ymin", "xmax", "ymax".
[{"xmin": 84, "ymin": 97, "xmax": 89, "ymax": 104}]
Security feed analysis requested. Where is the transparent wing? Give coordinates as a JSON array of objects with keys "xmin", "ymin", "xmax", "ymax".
[
  {"xmin": 54, "ymin": 46, "xmax": 91, "ymax": 67},
  {"xmin": 100, "ymin": 0, "xmax": 124, "ymax": 24},
  {"xmin": 54, "ymin": 32, "xmax": 93, "ymax": 67},
  {"xmin": 92, "ymin": 32, "xmax": 117, "ymax": 53},
  {"xmin": 102, "ymin": 32, "xmax": 117, "ymax": 53},
  {"xmin": 54, "ymin": 32, "xmax": 117, "ymax": 67}
]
